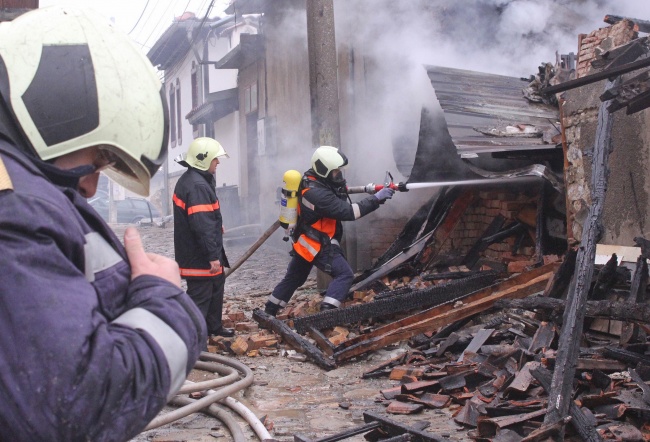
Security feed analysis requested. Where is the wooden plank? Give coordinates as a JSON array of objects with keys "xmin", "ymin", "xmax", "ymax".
[
  {"xmin": 458, "ymin": 328, "xmax": 494, "ymax": 362},
  {"xmin": 307, "ymin": 326, "xmax": 336, "ymax": 356},
  {"xmin": 333, "ymin": 263, "xmax": 558, "ymax": 363}
]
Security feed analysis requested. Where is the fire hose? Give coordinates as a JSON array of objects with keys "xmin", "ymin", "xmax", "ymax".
[{"xmin": 144, "ymin": 352, "xmax": 274, "ymax": 441}]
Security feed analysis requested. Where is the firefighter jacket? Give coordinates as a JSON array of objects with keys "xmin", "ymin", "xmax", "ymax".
[
  {"xmin": 173, "ymin": 167, "xmax": 229, "ymax": 277},
  {"xmin": 0, "ymin": 138, "xmax": 206, "ymax": 442},
  {"xmin": 293, "ymin": 170, "xmax": 381, "ymax": 262}
]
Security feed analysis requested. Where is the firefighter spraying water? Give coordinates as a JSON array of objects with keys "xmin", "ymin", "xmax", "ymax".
[{"xmin": 264, "ymin": 146, "xmax": 397, "ymax": 315}]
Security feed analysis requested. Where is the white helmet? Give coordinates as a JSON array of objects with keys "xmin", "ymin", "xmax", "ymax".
[
  {"xmin": 0, "ymin": 6, "xmax": 168, "ymax": 196},
  {"xmin": 311, "ymin": 146, "xmax": 348, "ymax": 182},
  {"xmin": 175, "ymin": 137, "xmax": 228, "ymax": 171}
]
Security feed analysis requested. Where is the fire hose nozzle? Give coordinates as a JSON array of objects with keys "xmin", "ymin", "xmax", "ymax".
[{"xmin": 396, "ymin": 182, "xmax": 409, "ymax": 192}]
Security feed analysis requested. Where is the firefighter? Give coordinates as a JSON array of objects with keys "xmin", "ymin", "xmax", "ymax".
[
  {"xmin": 0, "ymin": 7, "xmax": 206, "ymax": 441},
  {"xmin": 173, "ymin": 137, "xmax": 235, "ymax": 338},
  {"xmin": 265, "ymin": 146, "xmax": 395, "ymax": 316}
]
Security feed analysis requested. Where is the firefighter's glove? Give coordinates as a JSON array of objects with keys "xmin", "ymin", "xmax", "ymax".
[{"xmin": 374, "ymin": 187, "xmax": 395, "ymax": 204}]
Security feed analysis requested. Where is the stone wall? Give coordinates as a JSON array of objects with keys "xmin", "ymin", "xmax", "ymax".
[{"xmin": 561, "ymin": 20, "xmax": 649, "ymax": 246}]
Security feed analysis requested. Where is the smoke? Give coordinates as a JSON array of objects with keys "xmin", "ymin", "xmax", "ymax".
[{"xmin": 332, "ymin": 0, "xmax": 646, "ymax": 202}]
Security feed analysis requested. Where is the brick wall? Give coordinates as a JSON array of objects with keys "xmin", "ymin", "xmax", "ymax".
[
  {"xmin": 438, "ymin": 188, "xmax": 540, "ymax": 270},
  {"xmin": 576, "ymin": 20, "xmax": 637, "ymax": 79}
]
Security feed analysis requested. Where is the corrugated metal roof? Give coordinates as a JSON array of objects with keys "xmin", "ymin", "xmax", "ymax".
[{"xmin": 425, "ymin": 65, "xmax": 561, "ymax": 155}]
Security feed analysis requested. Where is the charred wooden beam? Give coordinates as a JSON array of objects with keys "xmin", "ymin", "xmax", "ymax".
[
  {"xmin": 530, "ymin": 365, "xmax": 603, "ymax": 442},
  {"xmin": 592, "ymin": 37, "xmax": 649, "ymax": 69},
  {"xmin": 495, "ymin": 297, "xmax": 650, "ymax": 324},
  {"xmin": 601, "ymin": 346, "xmax": 650, "ymax": 366},
  {"xmin": 461, "ymin": 215, "xmax": 506, "ymax": 269},
  {"xmin": 294, "ymin": 422, "xmax": 381, "ymax": 442},
  {"xmin": 541, "ymin": 56, "xmax": 649, "ymax": 95},
  {"xmin": 333, "ymin": 263, "xmax": 558, "ymax": 363},
  {"xmin": 543, "ymin": 248, "xmax": 577, "ymax": 299},
  {"xmin": 604, "ymin": 14, "xmax": 650, "ymax": 33},
  {"xmin": 626, "ymin": 89, "xmax": 650, "ymax": 114},
  {"xmin": 634, "ymin": 236, "xmax": 650, "ymax": 259},
  {"xmin": 584, "ymin": 253, "xmax": 618, "ymax": 329},
  {"xmin": 252, "ymin": 309, "xmax": 336, "ymax": 370},
  {"xmin": 293, "ymin": 271, "xmax": 498, "ymax": 334},
  {"xmin": 620, "ymin": 256, "xmax": 648, "ymax": 344},
  {"xmin": 544, "ymin": 77, "xmax": 620, "ymax": 428},
  {"xmin": 363, "ymin": 411, "xmax": 449, "ymax": 442},
  {"xmin": 589, "ymin": 254, "xmax": 619, "ymax": 300},
  {"xmin": 601, "ymin": 70, "xmax": 650, "ymax": 114}
]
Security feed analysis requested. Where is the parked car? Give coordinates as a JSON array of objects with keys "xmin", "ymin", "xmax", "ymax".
[{"xmin": 88, "ymin": 191, "xmax": 160, "ymax": 224}]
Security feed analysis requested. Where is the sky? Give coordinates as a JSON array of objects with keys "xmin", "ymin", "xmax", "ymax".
[{"xmin": 39, "ymin": 0, "xmax": 232, "ymax": 52}]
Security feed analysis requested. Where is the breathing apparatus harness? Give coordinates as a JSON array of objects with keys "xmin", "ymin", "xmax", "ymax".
[{"xmin": 290, "ymin": 171, "xmax": 349, "ymax": 273}]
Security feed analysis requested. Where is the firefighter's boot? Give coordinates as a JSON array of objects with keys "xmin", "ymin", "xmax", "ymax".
[
  {"xmin": 264, "ymin": 302, "xmax": 281, "ymax": 317},
  {"xmin": 320, "ymin": 302, "xmax": 337, "ymax": 311}
]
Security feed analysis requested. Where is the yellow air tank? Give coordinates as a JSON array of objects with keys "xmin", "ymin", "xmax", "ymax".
[{"xmin": 279, "ymin": 170, "xmax": 302, "ymax": 232}]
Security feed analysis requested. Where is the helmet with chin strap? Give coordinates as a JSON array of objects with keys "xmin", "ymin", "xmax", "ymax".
[
  {"xmin": 0, "ymin": 6, "xmax": 168, "ymax": 196},
  {"xmin": 311, "ymin": 145, "xmax": 348, "ymax": 185},
  {"xmin": 175, "ymin": 137, "xmax": 228, "ymax": 171}
]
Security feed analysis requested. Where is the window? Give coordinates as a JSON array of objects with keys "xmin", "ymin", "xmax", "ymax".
[
  {"xmin": 176, "ymin": 79, "xmax": 182, "ymax": 144},
  {"xmin": 169, "ymin": 84, "xmax": 176, "ymax": 147},
  {"xmin": 244, "ymin": 82, "xmax": 258, "ymax": 114}
]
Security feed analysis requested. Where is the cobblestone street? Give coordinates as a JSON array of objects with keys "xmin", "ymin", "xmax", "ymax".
[{"xmin": 115, "ymin": 224, "xmax": 465, "ymax": 442}]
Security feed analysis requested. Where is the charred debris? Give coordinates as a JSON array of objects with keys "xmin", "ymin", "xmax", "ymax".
[{"xmin": 212, "ymin": 15, "xmax": 650, "ymax": 442}]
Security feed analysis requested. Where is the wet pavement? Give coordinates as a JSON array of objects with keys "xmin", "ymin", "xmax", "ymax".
[{"xmin": 114, "ymin": 224, "xmax": 467, "ymax": 442}]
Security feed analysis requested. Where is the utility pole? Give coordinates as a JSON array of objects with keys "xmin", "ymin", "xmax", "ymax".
[
  {"xmin": 306, "ymin": 0, "xmax": 342, "ymax": 289},
  {"xmin": 306, "ymin": 0, "xmax": 341, "ymax": 149}
]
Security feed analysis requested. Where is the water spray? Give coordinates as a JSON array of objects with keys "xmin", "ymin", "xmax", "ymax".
[{"xmin": 347, "ymin": 171, "xmax": 539, "ymax": 194}]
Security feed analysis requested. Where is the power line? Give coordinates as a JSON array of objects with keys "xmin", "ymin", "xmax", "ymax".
[{"xmin": 128, "ymin": 0, "xmax": 151, "ymax": 34}]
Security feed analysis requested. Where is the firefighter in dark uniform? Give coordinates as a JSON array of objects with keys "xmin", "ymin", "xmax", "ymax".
[
  {"xmin": 0, "ymin": 7, "xmax": 205, "ymax": 441},
  {"xmin": 173, "ymin": 137, "xmax": 235, "ymax": 338},
  {"xmin": 265, "ymin": 146, "xmax": 395, "ymax": 315}
]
